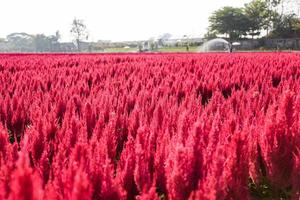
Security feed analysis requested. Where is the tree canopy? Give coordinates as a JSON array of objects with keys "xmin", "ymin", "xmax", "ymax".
[
  {"xmin": 209, "ymin": 7, "xmax": 250, "ymax": 40},
  {"xmin": 70, "ymin": 18, "xmax": 89, "ymax": 52},
  {"xmin": 33, "ymin": 32, "xmax": 60, "ymax": 52},
  {"xmin": 244, "ymin": 0, "xmax": 269, "ymax": 38},
  {"xmin": 207, "ymin": 0, "xmax": 300, "ymax": 39},
  {"xmin": 271, "ymin": 13, "xmax": 300, "ymax": 38}
]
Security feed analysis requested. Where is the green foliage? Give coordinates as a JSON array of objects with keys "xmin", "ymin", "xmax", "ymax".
[
  {"xmin": 156, "ymin": 187, "xmax": 166, "ymax": 200},
  {"xmin": 270, "ymin": 14, "xmax": 300, "ymax": 38},
  {"xmin": 244, "ymin": 0, "xmax": 269, "ymax": 37},
  {"xmin": 207, "ymin": 0, "xmax": 300, "ymax": 39},
  {"xmin": 209, "ymin": 7, "xmax": 251, "ymax": 40},
  {"xmin": 249, "ymin": 177, "xmax": 292, "ymax": 200},
  {"xmin": 204, "ymin": 29, "xmax": 218, "ymax": 39},
  {"xmin": 265, "ymin": 0, "xmax": 281, "ymax": 7}
]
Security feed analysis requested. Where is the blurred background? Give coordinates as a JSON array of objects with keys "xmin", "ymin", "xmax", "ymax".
[{"xmin": 0, "ymin": 0, "xmax": 299, "ymax": 52}]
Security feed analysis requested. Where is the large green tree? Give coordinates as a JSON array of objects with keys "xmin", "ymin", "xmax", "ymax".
[
  {"xmin": 207, "ymin": 0, "xmax": 300, "ymax": 39},
  {"xmin": 271, "ymin": 13, "xmax": 300, "ymax": 37},
  {"xmin": 209, "ymin": 7, "xmax": 251, "ymax": 41},
  {"xmin": 264, "ymin": 0, "xmax": 282, "ymax": 35},
  {"xmin": 244, "ymin": 0, "xmax": 269, "ymax": 38}
]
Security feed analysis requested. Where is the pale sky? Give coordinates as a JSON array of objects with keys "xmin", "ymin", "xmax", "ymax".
[{"xmin": 0, "ymin": 0, "xmax": 252, "ymax": 42}]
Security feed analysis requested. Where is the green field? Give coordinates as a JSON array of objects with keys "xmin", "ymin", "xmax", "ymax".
[
  {"xmin": 158, "ymin": 46, "xmax": 198, "ymax": 52},
  {"xmin": 104, "ymin": 46, "xmax": 199, "ymax": 53},
  {"xmin": 104, "ymin": 47, "xmax": 137, "ymax": 53}
]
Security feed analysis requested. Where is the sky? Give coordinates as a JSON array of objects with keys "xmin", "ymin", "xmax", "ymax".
[{"xmin": 0, "ymin": 0, "xmax": 252, "ymax": 42}]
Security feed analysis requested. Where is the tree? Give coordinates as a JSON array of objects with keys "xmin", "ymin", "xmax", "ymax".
[
  {"xmin": 209, "ymin": 7, "xmax": 251, "ymax": 41},
  {"xmin": 264, "ymin": 0, "xmax": 282, "ymax": 35},
  {"xmin": 48, "ymin": 31, "xmax": 61, "ymax": 52},
  {"xmin": 33, "ymin": 34, "xmax": 50, "ymax": 52},
  {"xmin": 244, "ymin": 0, "xmax": 269, "ymax": 38},
  {"xmin": 204, "ymin": 29, "xmax": 218, "ymax": 40},
  {"xmin": 70, "ymin": 18, "xmax": 88, "ymax": 52},
  {"xmin": 6, "ymin": 32, "xmax": 34, "ymax": 52},
  {"xmin": 252, "ymin": 0, "xmax": 299, "ymax": 37},
  {"xmin": 265, "ymin": 0, "xmax": 281, "ymax": 8},
  {"xmin": 262, "ymin": 0, "xmax": 300, "ymax": 37},
  {"xmin": 207, "ymin": 0, "xmax": 299, "ymax": 39},
  {"xmin": 33, "ymin": 32, "xmax": 62, "ymax": 52},
  {"xmin": 270, "ymin": 13, "xmax": 300, "ymax": 37}
]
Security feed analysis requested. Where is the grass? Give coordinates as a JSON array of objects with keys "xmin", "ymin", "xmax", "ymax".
[
  {"xmin": 158, "ymin": 46, "xmax": 198, "ymax": 52},
  {"xmin": 103, "ymin": 46, "xmax": 199, "ymax": 53},
  {"xmin": 104, "ymin": 47, "xmax": 137, "ymax": 53},
  {"xmin": 103, "ymin": 46, "xmax": 298, "ymax": 53}
]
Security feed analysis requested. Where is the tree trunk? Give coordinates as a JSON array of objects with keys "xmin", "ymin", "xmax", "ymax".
[{"xmin": 76, "ymin": 39, "xmax": 80, "ymax": 52}]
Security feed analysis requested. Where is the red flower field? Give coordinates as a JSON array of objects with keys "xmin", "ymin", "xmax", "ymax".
[{"xmin": 0, "ymin": 53, "xmax": 299, "ymax": 199}]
